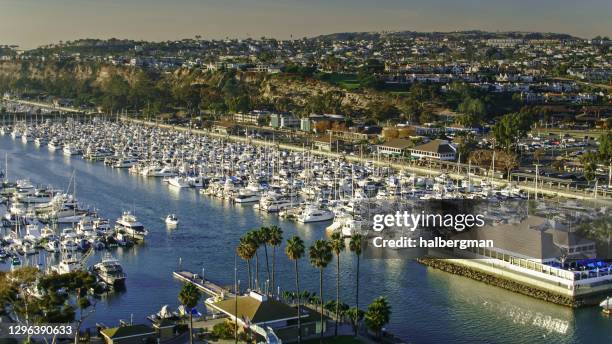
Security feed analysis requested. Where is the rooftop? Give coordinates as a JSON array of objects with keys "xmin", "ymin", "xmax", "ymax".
[{"xmin": 211, "ymin": 292, "xmax": 303, "ymax": 324}]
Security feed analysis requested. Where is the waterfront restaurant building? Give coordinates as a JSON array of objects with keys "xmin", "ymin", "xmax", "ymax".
[
  {"xmin": 449, "ymin": 216, "xmax": 609, "ymax": 298},
  {"xmin": 408, "ymin": 139, "xmax": 457, "ymax": 161}
]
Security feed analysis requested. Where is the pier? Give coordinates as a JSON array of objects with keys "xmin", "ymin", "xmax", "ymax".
[{"xmin": 172, "ymin": 271, "xmax": 234, "ymax": 299}]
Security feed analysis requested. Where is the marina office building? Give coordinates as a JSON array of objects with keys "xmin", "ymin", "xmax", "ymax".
[{"xmin": 210, "ymin": 291, "xmax": 323, "ymax": 342}]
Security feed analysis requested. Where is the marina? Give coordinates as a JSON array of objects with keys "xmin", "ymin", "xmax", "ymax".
[{"xmin": 0, "ymin": 122, "xmax": 610, "ymax": 343}]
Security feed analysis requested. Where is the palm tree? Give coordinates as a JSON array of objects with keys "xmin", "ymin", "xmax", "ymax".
[
  {"xmin": 346, "ymin": 307, "xmax": 364, "ymax": 336},
  {"xmin": 365, "ymin": 296, "xmax": 391, "ymax": 340},
  {"xmin": 309, "ymin": 239, "xmax": 333, "ymax": 343},
  {"xmin": 258, "ymin": 226, "xmax": 272, "ymax": 292},
  {"xmin": 268, "ymin": 225, "xmax": 283, "ymax": 295},
  {"xmin": 246, "ymin": 230, "xmax": 261, "ymax": 290},
  {"xmin": 236, "ymin": 236, "xmax": 256, "ymax": 290},
  {"xmin": 349, "ymin": 234, "xmax": 363, "ymax": 314},
  {"xmin": 285, "ymin": 236, "xmax": 305, "ymax": 344},
  {"xmin": 178, "ymin": 283, "xmax": 201, "ymax": 344},
  {"xmin": 329, "ymin": 232, "xmax": 345, "ymax": 336}
]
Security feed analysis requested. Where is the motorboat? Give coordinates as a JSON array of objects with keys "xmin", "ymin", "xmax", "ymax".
[
  {"xmin": 233, "ymin": 191, "xmax": 261, "ymax": 204},
  {"xmin": 93, "ymin": 253, "xmax": 126, "ymax": 286},
  {"xmin": 115, "ymin": 211, "xmax": 148, "ymax": 240},
  {"xmin": 168, "ymin": 176, "xmax": 190, "ymax": 188},
  {"xmin": 63, "ymin": 144, "xmax": 82, "ymax": 156},
  {"xmin": 114, "ymin": 158, "xmax": 139, "ymax": 168},
  {"xmin": 601, "ymin": 297, "xmax": 612, "ymax": 315},
  {"xmin": 297, "ymin": 205, "xmax": 335, "ymax": 223},
  {"xmin": 50, "ymin": 254, "xmax": 82, "ymax": 274},
  {"xmin": 165, "ymin": 214, "xmax": 179, "ymax": 226}
]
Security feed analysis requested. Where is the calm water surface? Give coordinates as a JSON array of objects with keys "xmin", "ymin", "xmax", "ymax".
[{"xmin": 1, "ymin": 136, "xmax": 610, "ymax": 344}]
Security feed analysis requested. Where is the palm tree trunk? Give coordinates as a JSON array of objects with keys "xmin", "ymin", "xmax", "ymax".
[
  {"xmin": 319, "ymin": 268, "xmax": 324, "ymax": 343},
  {"xmin": 335, "ymin": 254, "xmax": 340, "ymax": 337},
  {"xmin": 264, "ymin": 244, "xmax": 270, "ymax": 293},
  {"xmin": 255, "ymin": 251, "xmax": 260, "ymax": 291},
  {"xmin": 189, "ymin": 313, "xmax": 193, "ymax": 344},
  {"xmin": 355, "ymin": 254, "xmax": 360, "ymax": 336},
  {"xmin": 247, "ymin": 259, "xmax": 252, "ymax": 290},
  {"xmin": 295, "ymin": 260, "xmax": 302, "ymax": 344},
  {"xmin": 272, "ymin": 246, "xmax": 276, "ymax": 296}
]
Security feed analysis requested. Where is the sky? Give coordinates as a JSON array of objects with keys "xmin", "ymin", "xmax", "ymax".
[{"xmin": 0, "ymin": 0, "xmax": 610, "ymax": 49}]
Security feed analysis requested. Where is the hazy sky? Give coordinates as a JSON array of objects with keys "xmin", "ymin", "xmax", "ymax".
[{"xmin": 1, "ymin": 0, "xmax": 610, "ymax": 49}]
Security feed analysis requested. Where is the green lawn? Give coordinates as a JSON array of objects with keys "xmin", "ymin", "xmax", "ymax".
[{"xmin": 319, "ymin": 73, "xmax": 362, "ymax": 90}]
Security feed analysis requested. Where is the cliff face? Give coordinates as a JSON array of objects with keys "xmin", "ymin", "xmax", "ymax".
[
  {"xmin": 0, "ymin": 60, "xmax": 385, "ymax": 112},
  {"xmin": 0, "ymin": 60, "xmax": 139, "ymax": 86}
]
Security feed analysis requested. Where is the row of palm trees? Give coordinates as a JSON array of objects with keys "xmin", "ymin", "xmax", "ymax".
[
  {"xmin": 237, "ymin": 226, "xmax": 366, "ymax": 344},
  {"xmin": 236, "ymin": 225, "xmax": 283, "ymax": 292}
]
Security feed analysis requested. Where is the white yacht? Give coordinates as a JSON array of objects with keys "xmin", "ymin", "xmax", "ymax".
[
  {"xmin": 23, "ymin": 223, "xmax": 42, "ymax": 243},
  {"xmin": 601, "ymin": 297, "xmax": 611, "ymax": 315},
  {"xmin": 233, "ymin": 191, "xmax": 261, "ymax": 204},
  {"xmin": 114, "ymin": 158, "xmax": 139, "ymax": 168},
  {"xmin": 45, "ymin": 240, "xmax": 60, "ymax": 253},
  {"xmin": 50, "ymin": 254, "xmax": 82, "ymax": 274},
  {"xmin": 63, "ymin": 144, "xmax": 82, "ymax": 156},
  {"xmin": 34, "ymin": 137, "xmax": 48, "ymax": 146},
  {"xmin": 148, "ymin": 166, "xmax": 177, "ymax": 177},
  {"xmin": 297, "ymin": 205, "xmax": 335, "ymax": 223},
  {"xmin": 21, "ymin": 133, "xmax": 35, "ymax": 143},
  {"xmin": 47, "ymin": 140, "xmax": 62, "ymax": 151},
  {"xmin": 93, "ymin": 253, "xmax": 126, "ymax": 286},
  {"xmin": 255, "ymin": 194, "xmax": 294, "ymax": 213},
  {"xmin": 168, "ymin": 176, "xmax": 190, "ymax": 188},
  {"xmin": 165, "ymin": 214, "xmax": 179, "ymax": 226},
  {"xmin": 115, "ymin": 211, "xmax": 148, "ymax": 240}
]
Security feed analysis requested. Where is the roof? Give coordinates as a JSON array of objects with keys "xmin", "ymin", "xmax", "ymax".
[
  {"xmin": 452, "ymin": 216, "xmax": 593, "ymax": 260},
  {"xmin": 410, "ymin": 139, "xmax": 456, "ymax": 154},
  {"xmin": 100, "ymin": 325, "xmax": 155, "ymax": 340},
  {"xmin": 377, "ymin": 138, "xmax": 413, "ymax": 150},
  {"xmin": 153, "ymin": 318, "xmax": 176, "ymax": 329},
  {"xmin": 212, "ymin": 295, "xmax": 300, "ymax": 324}
]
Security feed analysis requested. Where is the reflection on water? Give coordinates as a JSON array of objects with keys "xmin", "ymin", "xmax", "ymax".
[{"xmin": 1, "ymin": 136, "xmax": 610, "ymax": 343}]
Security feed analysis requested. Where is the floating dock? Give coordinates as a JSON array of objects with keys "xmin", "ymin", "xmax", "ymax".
[{"xmin": 172, "ymin": 271, "xmax": 234, "ymax": 299}]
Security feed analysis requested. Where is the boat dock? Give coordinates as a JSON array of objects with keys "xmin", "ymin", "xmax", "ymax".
[{"xmin": 172, "ymin": 271, "xmax": 234, "ymax": 299}]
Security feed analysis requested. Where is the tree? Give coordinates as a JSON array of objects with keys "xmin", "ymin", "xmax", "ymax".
[
  {"xmin": 236, "ymin": 236, "xmax": 257, "ymax": 290},
  {"xmin": 346, "ymin": 307, "xmax": 364, "ymax": 336},
  {"xmin": 581, "ymin": 152, "xmax": 598, "ymax": 185},
  {"xmin": 368, "ymin": 101, "xmax": 400, "ymax": 123},
  {"xmin": 598, "ymin": 131, "xmax": 612, "ymax": 164},
  {"xmin": 457, "ymin": 97, "xmax": 485, "ymax": 127},
  {"xmin": 382, "ymin": 128, "xmax": 399, "ymax": 139},
  {"xmin": 349, "ymin": 234, "xmax": 363, "ymax": 336},
  {"xmin": 309, "ymin": 239, "xmax": 333, "ymax": 343},
  {"xmin": 470, "ymin": 149, "xmax": 518, "ymax": 177},
  {"xmin": 533, "ymin": 148, "xmax": 545, "ymax": 164},
  {"xmin": 418, "ymin": 110, "xmax": 436, "ymax": 124},
  {"xmin": 246, "ymin": 230, "xmax": 262, "ymax": 290},
  {"xmin": 365, "ymin": 296, "xmax": 392, "ymax": 340},
  {"xmin": 285, "ymin": 236, "xmax": 305, "ymax": 344},
  {"xmin": 268, "ymin": 226, "xmax": 283, "ymax": 296},
  {"xmin": 329, "ymin": 232, "xmax": 345, "ymax": 337},
  {"xmin": 178, "ymin": 283, "xmax": 201, "ymax": 344},
  {"xmin": 493, "ymin": 112, "xmax": 534, "ymax": 152},
  {"xmin": 257, "ymin": 227, "xmax": 272, "ymax": 293}
]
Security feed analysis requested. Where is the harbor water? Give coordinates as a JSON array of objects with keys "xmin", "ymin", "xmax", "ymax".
[{"xmin": 1, "ymin": 136, "xmax": 610, "ymax": 343}]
